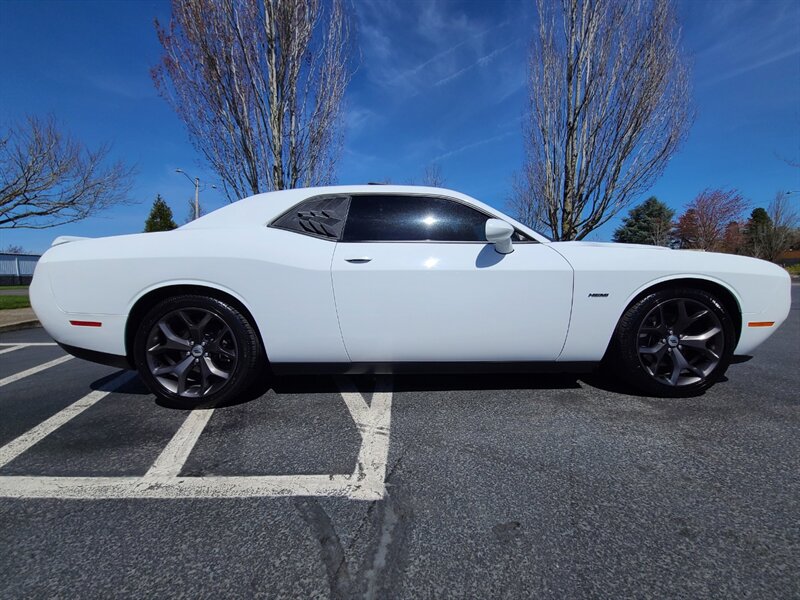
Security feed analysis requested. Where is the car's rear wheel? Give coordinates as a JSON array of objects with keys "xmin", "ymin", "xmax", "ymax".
[
  {"xmin": 610, "ymin": 288, "xmax": 735, "ymax": 397},
  {"xmin": 133, "ymin": 295, "xmax": 263, "ymax": 408}
]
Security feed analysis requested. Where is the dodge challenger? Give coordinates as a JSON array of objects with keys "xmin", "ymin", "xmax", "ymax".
[{"xmin": 30, "ymin": 185, "xmax": 791, "ymax": 406}]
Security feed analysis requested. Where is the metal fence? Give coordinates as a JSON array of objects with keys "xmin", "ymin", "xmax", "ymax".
[{"xmin": 0, "ymin": 253, "xmax": 40, "ymax": 285}]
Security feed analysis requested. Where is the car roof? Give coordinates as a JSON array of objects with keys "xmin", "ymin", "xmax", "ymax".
[{"xmin": 181, "ymin": 185, "xmax": 548, "ymax": 242}]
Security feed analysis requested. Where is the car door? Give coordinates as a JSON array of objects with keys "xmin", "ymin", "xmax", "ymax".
[{"xmin": 330, "ymin": 194, "xmax": 573, "ymax": 363}]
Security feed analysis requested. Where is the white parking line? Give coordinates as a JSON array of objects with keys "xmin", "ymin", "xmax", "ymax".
[
  {"xmin": 0, "ymin": 355, "xmax": 74, "ymax": 388},
  {"xmin": 0, "ymin": 374, "xmax": 393, "ymax": 500},
  {"xmin": 0, "ymin": 343, "xmax": 58, "ymax": 346},
  {"xmin": 145, "ymin": 408, "xmax": 216, "ymax": 478},
  {"xmin": 0, "ymin": 371, "xmax": 135, "ymax": 469},
  {"xmin": 355, "ymin": 387, "xmax": 393, "ymax": 492},
  {"xmin": 0, "ymin": 474, "xmax": 382, "ymax": 500},
  {"xmin": 0, "ymin": 345, "xmax": 25, "ymax": 355}
]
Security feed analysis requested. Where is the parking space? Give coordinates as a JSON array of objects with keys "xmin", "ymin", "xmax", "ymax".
[{"xmin": 0, "ymin": 287, "xmax": 798, "ymax": 597}]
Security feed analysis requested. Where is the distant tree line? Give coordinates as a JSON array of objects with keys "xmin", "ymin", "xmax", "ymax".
[{"xmin": 613, "ymin": 189, "xmax": 800, "ymax": 261}]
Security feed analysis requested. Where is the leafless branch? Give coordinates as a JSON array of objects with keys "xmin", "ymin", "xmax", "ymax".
[
  {"xmin": 0, "ymin": 115, "xmax": 135, "ymax": 229},
  {"xmin": 153, "ymin": 0, "xmax": 352, "ymax": 201},
  {"xmin": 674, "ymin": 188, "xmax": 747, "ymax": 251},
  {"xmin": 514, "ymin": 0, "xmax": 692, "ymax": 240},
  {"xmin": 750, "ymin": 191, "xmax": 799, "ymax": 261},
  {"xmin": 421, "ymin": 163, "xmax": 445, "ymax": 187}
]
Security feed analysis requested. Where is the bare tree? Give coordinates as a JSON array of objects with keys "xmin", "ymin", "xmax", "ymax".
[
  {"xmin": 674, "ymin": 189, "xmax": 747, "ymax": 252},
  {"xmin": 749, "ymin": 191, "xmax": 799, "ymax": 261},
  {"xmin": 184, "ymin": 195, "xmax": 205, "ymax": 224},
  {"xmin": 508, "ymin": 170, "xmax": 548, "ymax": 234},
  {"xmin": 153, "ymin": 0, "xmax": 352, "ymax": 201},
  {"xmin": 515, "ymin": 0, "xmax": 692, "ymax": 240},
  {"xmin": 421, "ymin": 163, "xmax": 445, "ymax": 187},
  {"xmin": 0, "ymin": 115, "xmax": 134, "ymax": 229}
]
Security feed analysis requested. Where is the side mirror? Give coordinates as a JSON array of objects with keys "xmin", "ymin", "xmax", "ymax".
[{"xmin": 485, "ymin": 218, "xmax": 515, "ymax": 254}]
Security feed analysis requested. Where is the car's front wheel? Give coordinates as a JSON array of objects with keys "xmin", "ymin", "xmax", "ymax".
[
  {"xmin": 610, "ymin": 287, "xmax": 736, "ymax": 397},
  {"xmin": 133, "ymin": 294, "xmax": 263, "ymax": 408}
]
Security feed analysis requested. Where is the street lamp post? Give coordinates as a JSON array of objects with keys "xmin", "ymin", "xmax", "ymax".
[{"xmin": 175, "ymin": 169, "xmax": 215, "ymax": 221}]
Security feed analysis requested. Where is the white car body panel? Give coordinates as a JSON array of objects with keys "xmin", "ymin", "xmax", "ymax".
[
  {"xmin": 29, "ymin": 185, "xmax": 791, "ymax": 371},
  {"xmin": 331, "ymin": 241, "xmax": 572, "ymax": 362},
  {"xmin": 549, "ymin": 242, "xmax": 791, "ymax": 359}
]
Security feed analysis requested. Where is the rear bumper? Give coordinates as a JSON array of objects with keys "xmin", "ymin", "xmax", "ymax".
[{"xmin": 30, "ymin": 263, "xmax": 128, "ymax": 357}]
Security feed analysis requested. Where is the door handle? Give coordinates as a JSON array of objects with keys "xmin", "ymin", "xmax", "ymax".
[{"xmin": 345, "ymin": 257, "xmax": 372, "ymax": 264}]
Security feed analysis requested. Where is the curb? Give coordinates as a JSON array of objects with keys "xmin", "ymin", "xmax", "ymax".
[{"xmin": 0, "ymin": 320, "xmax": 42, "ymax": 333}]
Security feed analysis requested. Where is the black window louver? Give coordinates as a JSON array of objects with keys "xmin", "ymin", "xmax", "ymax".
[{"xmin": 271, "ymin": 196, "xmax": 350, "ymax": 240}]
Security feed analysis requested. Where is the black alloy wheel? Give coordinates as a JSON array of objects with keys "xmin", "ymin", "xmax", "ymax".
[
  {"xmin": 134, "ymin": 295, "xmax": 262, "ymax": 407},
  {"xmin": 611, "ymin": 288, "xmax": 735, "ymax": 397}
]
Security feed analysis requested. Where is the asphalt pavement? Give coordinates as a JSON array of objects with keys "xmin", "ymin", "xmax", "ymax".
[{"xmin": 0, "ymin": 286, "xmax": 798, "ymax": 598}]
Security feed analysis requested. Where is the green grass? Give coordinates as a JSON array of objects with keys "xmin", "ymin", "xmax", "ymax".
[
  {"xmin": 0, "ymin": 295, "xmax": 31, "ymax": 310},
  {"xmin": 786, "ymin": 264, "xmax": 800, "ymax": 277},
  {"xmin": 0, "ymin": 285, "xmax": 28, "ymax": 290}
]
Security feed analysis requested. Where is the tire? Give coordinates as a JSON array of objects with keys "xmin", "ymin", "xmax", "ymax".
[
  {"xmin": 133, "ymin": 294, "xmax": 263, "ymax": 408},
  {"xmin": 609, "ymin": 287, "xmax": 735, "ymax": 397}
]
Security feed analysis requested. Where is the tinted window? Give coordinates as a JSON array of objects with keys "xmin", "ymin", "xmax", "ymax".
[
  {"xmin": 271, "ymin": 195, "xmax": 350, "ymax": 240},
  {"xmin": 342, "ymin": 195, "xmax": 489, "ymax": 242}
]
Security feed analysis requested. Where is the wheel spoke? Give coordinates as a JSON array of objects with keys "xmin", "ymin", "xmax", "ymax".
[
  {"xmin": 204, "ymin": 356, "xmax": 231, "ymax": 380},
  {"xmin": 688, "ymin": 309, "xmax": 709, "ymax": 325},
  {"xmin": 639, "ymin": 341, "xmax": 666, "ymax": 355},
  {"xmin": 207, "ymin": 325, "xmax": 234, "ymax": 357},
  {"xmin": 157, "ymin": 321, "xmax": 191, "ymax": 350},
  {"xmin": 198, "ymin": 355, "xmax": 212, "ymax": 394},
  {"xmin": 652, "ymin": 346, "xmax": 669, "ymax": 374},
  {"xmin": 669, "ymin": 348, "xmax": 689, "ymax": 385},
  {"xmin": 686, "ymin": 361, "xmax": 707, "ymax": 379},
  {"xmin": 195, "ymin": 312, "xmax": 213, "ymax": 338},
  {"xmin": 152, "ymin": 363, "xmax": 176, "ymax": 376},
  {"xmin": 173, "ymin": 355, "xmax": 195, "ymax": 395},
  {"xmin": 681, "ymin": 326, "xmax": 722, "ymax": 345}
]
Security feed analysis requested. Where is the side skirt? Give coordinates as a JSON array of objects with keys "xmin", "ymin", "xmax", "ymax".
[{"xmin": 270, "ymin": 361, "xmax": 599, "ymax": 376}]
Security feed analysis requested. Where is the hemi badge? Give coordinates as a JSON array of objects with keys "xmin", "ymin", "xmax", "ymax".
[
  {"xmin": 747, "ymin": 321, "xmax": 775, "ymax": 328},
  {"xmin": 588, "ymin": 293, "xmax": 609, "ymax": 298},
  {"xmin": 69, "ymin": 320, "xmax": 102, "ymax": 327}
]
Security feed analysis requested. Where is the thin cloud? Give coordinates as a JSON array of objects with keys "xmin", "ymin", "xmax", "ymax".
[
  {"xmin": 390, "ymin": 20, "xmax": 510, "ymax": 85},
  {"xmin": 704, "ymin": 47, "xmax": 800, "ymax": 86},
  {"xmin": 431, "ymin": 129, "xmax": 517, "ymax": 162},
  {"xmin": 433, "ymin": 39, "xmax": 520, "ymax": 87}
]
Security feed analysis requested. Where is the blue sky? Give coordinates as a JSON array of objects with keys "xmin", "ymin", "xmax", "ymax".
[{"xmin": 1, "ymin": 0, "xmax": 799, "ymax": 253}]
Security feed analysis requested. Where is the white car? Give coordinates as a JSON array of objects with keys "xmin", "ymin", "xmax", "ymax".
[{"xmin": 30, "ymin": 185, "xmax": 791, "ymax": 406}]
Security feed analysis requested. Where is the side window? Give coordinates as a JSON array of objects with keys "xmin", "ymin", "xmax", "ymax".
[
  {"xmin": 270, "ymin": 195, "xmax": 350, "ymax": 240},
  {"xmin": 342, "ymin": 195, "xmax": 489, "ymax": 242}
]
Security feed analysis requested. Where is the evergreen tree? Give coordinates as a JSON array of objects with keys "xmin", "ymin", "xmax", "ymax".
[
  {"xmin": 745, "ymin": 207, "xmax": 772, "ymax": 258},
  {"xmin": 144, "ymin": 195, "xmax": 177, "ymax": 232},
  {"xmin": 749, "ymin": 207, "xmax": 771, "ymax": 227},
  {"xmin": 612, "ymin": 197, "xmax": 675, "ymax": 246}
]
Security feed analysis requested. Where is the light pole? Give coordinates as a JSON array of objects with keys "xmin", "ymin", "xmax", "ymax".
[{"xmin": 175, "ymin": 169, "xmax": 216, "ymax": 221}]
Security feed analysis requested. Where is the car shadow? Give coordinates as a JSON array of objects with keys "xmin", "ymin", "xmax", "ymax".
[
  {"xmin": 89, "ymin": 365, "xmax": 723, "ymax": 409},
  {"xmin": 89, "ymin": 367, "xmax": 585, "ymax": 410}
]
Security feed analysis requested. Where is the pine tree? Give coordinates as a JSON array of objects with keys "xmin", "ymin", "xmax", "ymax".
[
  {"xmin": 612, "ymin": 197, "xmax": 675, "ymax": 246},
  {"xmin": 745, "ymin": 207, "xmax": 772, "ymax": 258},
  {"xmin": 144, "ymin": 195, "xmax": 177, "ymax": 232}
]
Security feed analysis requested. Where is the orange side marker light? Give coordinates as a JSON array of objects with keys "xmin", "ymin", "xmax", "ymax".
[{"xmin": 747, "ymin": 321, "xmax": 775, "ymax": 328}]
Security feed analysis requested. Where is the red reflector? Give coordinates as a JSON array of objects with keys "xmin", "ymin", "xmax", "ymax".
[
  {"xmin": 69, "ymin": 320, "xmax": 102, "ymax": 327},
  {"xmin": 747, "ymin": 321, "xmax": 775, "ymax": 328}
]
